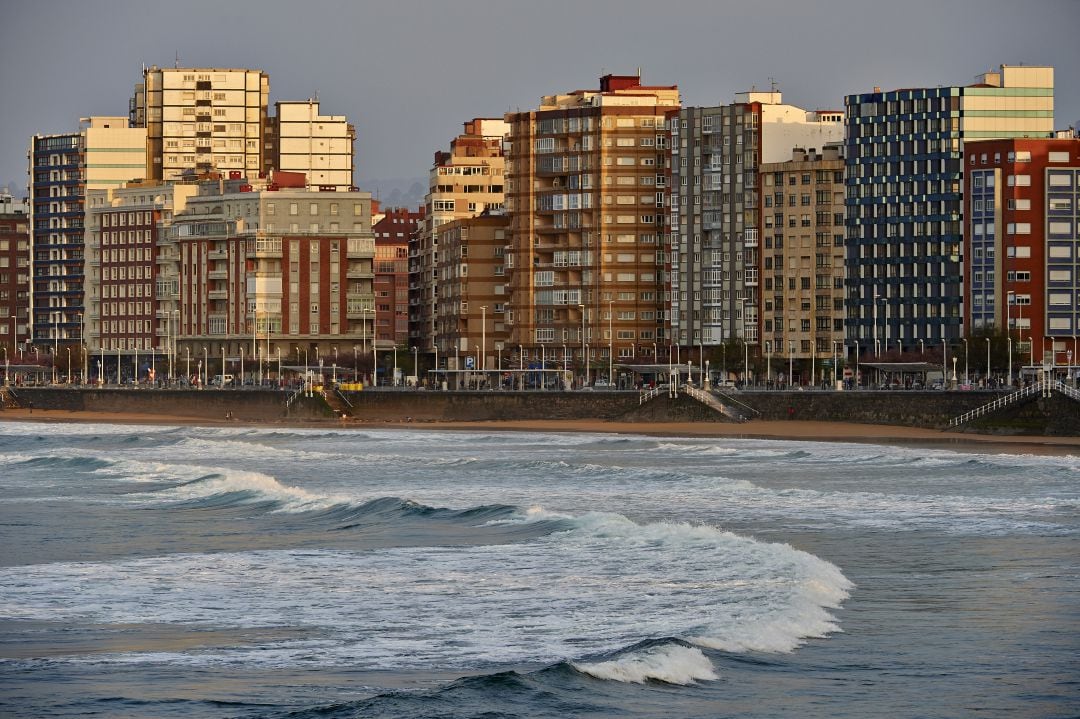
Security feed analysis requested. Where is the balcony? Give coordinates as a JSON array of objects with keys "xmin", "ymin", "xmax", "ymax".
[
  {"xmin": 207, "ymin": 289, "xmax": 227, "ymax": 300},
  {"xmin": 346, "ymin": 265, "xmax": 374, "ymax": 279},
  {"xmin": 207, "ymin": 250, "xmax": 227, "ymax": 260},
  {"xmin": 207, "ymin": 269, "xmax": 228, "ymax": 280}
]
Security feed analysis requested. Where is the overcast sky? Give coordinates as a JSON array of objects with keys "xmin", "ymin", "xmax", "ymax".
[{"xmin": 2, "ymin": 0, "xmax": 1077, "ymax": 196}]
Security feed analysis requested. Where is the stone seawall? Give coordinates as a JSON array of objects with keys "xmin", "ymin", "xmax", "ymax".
[{"xmin": 5, "ymin": 386, "xmax": 1078, "ymax": 435}]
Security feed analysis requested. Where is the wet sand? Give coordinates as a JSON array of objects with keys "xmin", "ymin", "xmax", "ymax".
[{"xmin": 3, "ymin": 407, "xmax": 1078, "ymax": 455}]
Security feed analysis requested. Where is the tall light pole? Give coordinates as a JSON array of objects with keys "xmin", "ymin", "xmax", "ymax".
[
  {"xmin": 985, "ymin": 337, "xmax": 991, "ymax": 387},
  {"xmin": 608, "ymin": 299, "xmax": 613, "ymax": 386},
  {"xmin": 854, "ymin": 340, "xmax": 859, "ymax": 389},
  {"xmin": 411, "ymin": 346, "xmax": 418, "ymax": 386},
  {"xmin": 480, "ymin": 305, "xmax": 487, "ymax": 375},
  {"xmin": 1007, "ymin": 337, "xmax": 1013, "ymax": 388},
  {"xmin": 962, "ymin": 337, "xmax": 969, "ymax": 386},
  {"xmin": 764, "ymin": 341, "xmax": 772, "ymax": 387},
  {"xmin": 872, "ymin": 291, "xmax": 880, "ymax": 357},
  {"xmin": 788, "ymin": 340, "xmax": 794, "ymax": 388},
  {"xmin": 578, "ymin": 303, "xmax": 586, "ymax": 386}
]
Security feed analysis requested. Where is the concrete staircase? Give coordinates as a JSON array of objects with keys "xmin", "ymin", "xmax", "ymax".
[
  {"xmin": 322, "ymin": 387, "xmax": 354, "ymax": 418},
  {"xmin": 947, "ymin": 379, "xmax": 1079, "ymax": 428}
]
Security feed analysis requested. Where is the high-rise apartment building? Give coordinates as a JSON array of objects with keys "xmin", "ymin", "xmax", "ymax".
[
  {"xmin": 0, "ymin": 193, "xmax": 30, "ymax": 361},
  {"xmin": 28, "ymin": 117, "xmax": 146, "ymax": 354},
  {"xmin": 433, "ymin": 212, "xmax": 510, "ymax": 380},
  {"xmin": 758, "ymin": 146, "xmax": 847, "ymax": 380},
  {"xmin": 844, "ymin": 65, "xmax": 1054, "ymax": 353},
  {"xmin": 410, "ymin": 118, "xmax": 506, "ymax": 354},
  {"xmin": 372, "ymin": 204, "xmax": 423, "ymax": 349},
  {"xmin": 505, "ymin": 75, "xmax": 679, "ymax": 373},
  {"xmin": 966, "ymin": 137, "xmax": 1080, "ymax": 372},
  {"xmin": 137, "ymin": 66, "xmax": 270, "ymax": 182},
  {"xmin": 267, "ymin": 100, "xmax": 356, "ymax": 191},
  {"xmin": 84, "ymin": 182, "xmax": 197, "ymax": 374},
  {"xmin": 168, "ymin": 179, "xmax": 375, "ymax": 379},
  {"xmin": 670, "ymin": 94, "xmax": 843, "ymax": 356}
]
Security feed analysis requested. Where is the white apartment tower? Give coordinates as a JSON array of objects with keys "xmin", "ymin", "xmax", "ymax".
[{"xmin": 136, "ymin": 66, "xmax": 270, "ymax": 182}]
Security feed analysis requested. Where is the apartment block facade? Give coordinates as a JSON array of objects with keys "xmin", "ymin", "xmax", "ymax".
[
  {"xmin": 0, "ymin": 194, "xmax": 30, "ymax": 359},
  {"xmin": 84, "ymin": 182, "xmax": 197, "ymax": 362},
  {"xmin": 506, "ymin": 75, "xmax": 679, "ymax": 369},
  {"xmin": 168, "ymin": 182, "xmax": 376, "ymax": 373},
  {"xmin": 267, "ymin": 100, "xmax": 356, "ymax": 191},
  {"xmin": 410, "ymin": 118, "xmax": 506, "ymax": 355},
  {"xmin": 28, "ymin": 117, "xmax": 146, "ymax": 353},
  {"xmin": 372, "ymin": 205, "xmax": 423, "ymax": 349},
  {"xmin": 670, "ymin": 94, "xmax": 843, "ymax": 354},
  {"xmin": 137, "ymin": 67, "xmax": 270, "ymax": 182},
  {"xmin": 433, "ymin": 212, "xmax": 510, "ymax": 375},
  {"xmin": 966, "ymin": 137, "xmax": 1080, "ymax": 369},
  {"xmin": 845, "ymin": 65, "xmax": 1054, "ymax": 352},
  {"xmin": 758, "ymin": 147, "xmax": 847, "ymax": 372}
]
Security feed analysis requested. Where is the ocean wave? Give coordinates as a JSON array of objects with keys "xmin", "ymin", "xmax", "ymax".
[{"xmin": 571, "ymin": 640, "xmax": 718, "ymax": 684}]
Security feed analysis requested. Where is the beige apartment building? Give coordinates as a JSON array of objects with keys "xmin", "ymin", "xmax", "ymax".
[
  {"xmin": 267, "ymin": 100, "xmax": 356, "ymax": 191},
  {"xmin": 433, "ymin": 212, "xmax": 510, "ymax": 382},
  {"xmin": 136, "ymin": 66, "xmax": 270, "ymax": 182},
  {"xmin": 84, "ymin": 181, "xmax": 197, "ymax": 373},
  {"xmin": 505, "ymin": 75, "xmax": 679, "ymax": 376},
  {"xmin": 410, "ymin": 118, "xmax": 507, "ymax": 359},
  {"xmin": 162, "ymin": 178, "xmax": 375, "ymax": 382},
  {"xmin": 758, "ymin": 146, "xmax": 846, "ymax": 383}
]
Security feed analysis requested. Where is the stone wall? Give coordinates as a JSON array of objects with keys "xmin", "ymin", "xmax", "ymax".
[{"xmin": 5, "ymin": 386, "xmax": 1078, "ymax": 436}]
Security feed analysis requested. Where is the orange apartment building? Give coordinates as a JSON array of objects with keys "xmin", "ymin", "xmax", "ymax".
[{"xmin": 505, "ymin": 75, "xmax": 679, "ymax": 380}]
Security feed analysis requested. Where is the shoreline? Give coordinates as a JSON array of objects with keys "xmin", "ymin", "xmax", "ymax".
[{"xmin": 3, "ymin": 408, "xmax": 1079, "ymax": 456}]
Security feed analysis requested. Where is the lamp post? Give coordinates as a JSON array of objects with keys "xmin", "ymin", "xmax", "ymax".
[
  {"xmin": 434, "ymin": 343, "xmax": 439, "ymax": 388},
  {"xmin": 743, "ymin": 338, "xmax": 749, "ymax": 388},
  {"xmin": 853, "ymin": 341, "xmax": 859, "ymax": 389},
  {"xmin": 1007, "ymin": 337, "xmax": 1013, "ymax": 388},
  {"xmin": 962, "ymin": 338, "xmax": 968, "ymax": 386},
  {"xmin": 872, "ymin": 291, "xmax": 880, "ymax": 357},
  {"xmin": 480, "ymin": 305, "xmax": 487, "ymax": 375},
  {"xmin": 832, "ymin": 341, "xmax": 838, "ymax": 388},
  {"xmin": 986, "ymin": 337, "xmax": 991, "ymax": 387},
  {"xmin": 919, "ymin": 339, "xmax": 924, "ymax": 356},
  {"xmin": 197, "ymin": 360, "xmax": 202, "ymax": 390},
  {"xmin": 518, "ymin": 343, "xmax": 523, "ymax": 391},
  {"xmin": 765, "ymin": 341, "xmax": 772, "ymax": 387},
  {"xmin": 943, "ymin": 338, "xmax": 948, "ymax": 389},
  {"xmin": 393, "ymin": 345, "xmax": 398, "ymax": 387},
  {"xmin": 578, "ymin": 303, "xmax": 586, "ymax": 387},
  {"xmin": 607, "ymin": 299, "xmax": 613, "ymax": 387},
  {"xmin": 563, "ymin": 344, "xmax": 568, "ymax": 372},
  {"xmin": 788, "ymin": 340, "xmax": 794, "ymax": 389},
  {"xmin": 185, "ymin": 347, "xmax": 190, "ymax": 382},
  {"xmin": 276, "ymin": 347, "xmax": 281, "ymax": 387},
  {"xmin": 412, "ymin": 346, "xmax": 418, "ymax": 386},
  {"xmin": 66, "ymin": 347, "xmax": 70, "ymax": 384}
]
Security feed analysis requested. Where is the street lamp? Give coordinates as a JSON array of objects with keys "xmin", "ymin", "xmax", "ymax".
[
  {"xmin": 480, "ymin": 305, "xmax": 487, "ymax": 374},
  {"xmin": 412, "ymin": 346, "xmax": 418, "ymax": 386},
  {"xmin": 765, "ymin": 341, "xmax": 772, "ymax": 387},
  {"xmin": 743, "ymin": 338, "xmax": 749, "ymax": 388},
  {"xmin": 607, "ymin": 299, "xmax": 613, "ymax": 387},
  {"xmin": 962, "ymin": 338, "xmax": 968, "ymax": 386},
  {"xmin": 578, "ymin": 303, "xmax": 586, "ymax": 386},
  {"xmin": 986, "ymin": 337, "xmax": 991, "ymax": 387},
  {"xmin": 872, "ymin": 291, "xmax": 880, "ymax": 357},
  {"xmin": 788, "ymin": 341, "xmax": 794, "ymax": 389}
]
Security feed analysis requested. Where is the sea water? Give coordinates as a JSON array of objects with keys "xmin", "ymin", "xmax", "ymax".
[{"xmin": 0, "ymin": 422, "xmax": 1076, "ymax": 718}]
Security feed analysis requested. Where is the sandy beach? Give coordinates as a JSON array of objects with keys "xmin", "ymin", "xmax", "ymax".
[{"xmin": 3, "ymin": 407, "xmax": 1078, "ymax": 455}]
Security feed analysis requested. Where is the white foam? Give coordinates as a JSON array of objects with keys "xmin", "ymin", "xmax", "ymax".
[
  {"xmin": 573, "ymin": 644, "xmax": 718, "ymax": 684},
  {"xmin": 153, "ymin": 468, "xmax": 344, "ymax": 513}
]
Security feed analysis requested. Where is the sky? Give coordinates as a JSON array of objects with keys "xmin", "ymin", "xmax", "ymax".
[{"xmin": 2, "ymin": 0, "xmax": 1078, "ymax": 197}]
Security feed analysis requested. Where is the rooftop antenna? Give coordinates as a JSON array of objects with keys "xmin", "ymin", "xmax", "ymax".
[
  {"xmin": 174, "ymin": 51, "xmax": 180, "ymax": 69},
  {"xmin": 769, "ymin": 77, "xmax": 778, "ymax": 93}
]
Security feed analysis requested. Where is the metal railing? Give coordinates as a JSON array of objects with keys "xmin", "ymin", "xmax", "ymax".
[
  {"xmin": 1054, "ymin": 380, "xmax": 1080, "ymax": 403},
  {"xmin": 947, "ymin": 380, "xmax": 1044, "ymax": 428},
  {"xmin": 639, "ymin": 385, "xmax": 663, "ymax": 405},
  {"xmin": 284, "ymin": 388, "xmax": 303, "ymax": 409},
  {"xmin": 683, "ymin": 384, "xmax": 749, "ymax": 423},
  {"xmin": 710, "ymin": 388, "xmax": 762, "ymax": 418},
  {"xmin": 332, "ymin": 387, "xmax": 354, "ymax": 409}
]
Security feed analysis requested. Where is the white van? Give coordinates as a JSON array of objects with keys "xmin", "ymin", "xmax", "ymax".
[{"xmin": 211, "ymin": 374, "xmax": 235, "ymax": 387}]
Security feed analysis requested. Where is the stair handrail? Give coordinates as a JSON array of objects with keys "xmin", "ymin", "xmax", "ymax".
[
  {"xmin": 947, "ymin": 382, "xmax": 1041, "ymax": 427},
  {"xmin": 683, "ymin": 384, "xmax": 748, "ymax": 422},
  {"xmin": 709, "ymin": 388, "xmax": 761, "ymax": 417},
  {"xmin": 1054, "ymin": 380, "xmax": 1080, "ymax": 402},
  {"xmin": 333, "ymin": 386, "xmax": 354, "ymax": 408}
]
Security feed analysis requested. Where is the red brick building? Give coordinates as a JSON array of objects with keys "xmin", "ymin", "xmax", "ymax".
[
  {"xmin": 372, "ymin": 203, "xmax": 423, "ymax": 349},
  {"xmin": 0, "ymin": 195, "xmax": 30, "ymax": 362}
]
